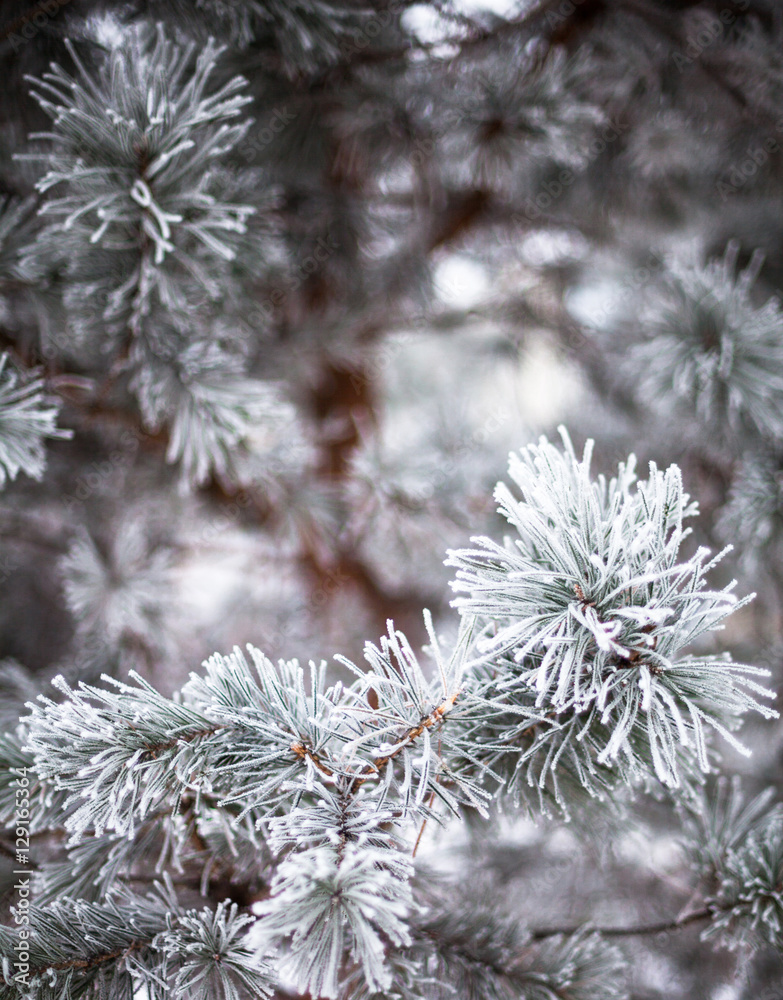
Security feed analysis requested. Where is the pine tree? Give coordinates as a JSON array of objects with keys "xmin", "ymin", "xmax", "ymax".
[{"xmin": 2, "ymin": 2, "xmax": 783, "ymax": 998}]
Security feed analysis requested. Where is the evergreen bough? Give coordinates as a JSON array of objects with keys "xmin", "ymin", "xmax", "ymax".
[
  {"xmin": 0, "ymin": 354, "xmax": 70, "ymax": 489},
  {"xmin": 3, "ymin": 4, "xmax": 783, "ymax": 999},
  {"xmin": 2, "ymin": 432, "xmax": 780, "ymax": 999}
]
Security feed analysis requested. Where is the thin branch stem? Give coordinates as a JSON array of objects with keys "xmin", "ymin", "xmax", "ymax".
[
  {"xmin": 530, "ymin": 906, "xmax": 714, "ymax": 940},
  {"xmin": 350, "ymin": 690, "xmax": 460, "ymax": 792},
  {"xmin": 142, "ymin": 724, "xmax": 230, "ymax": 757},
  {"xmin": 48, "ymin": 940, "xmax": 146, "ymax": 973}
]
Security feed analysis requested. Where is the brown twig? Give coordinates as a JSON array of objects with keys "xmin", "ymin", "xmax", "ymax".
[
  {"xmin": 291, "ymin": 740, "xmax": 335, "ymax": 777},
  {"xmin": 48, "ymin": 940, "xmax": 146, "ymax": 973},
  {"xmin": 350, "ymin": 691, "xmax": 460, "ymax": 793},
  {"xmin": 530, "ymin": 906, "xmax": 714, "ymax": 940}
]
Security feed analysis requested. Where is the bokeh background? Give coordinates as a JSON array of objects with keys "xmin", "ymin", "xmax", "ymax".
[{"xmin": 2, "ymin": 1, "xmax": 783, "ymax": 996}]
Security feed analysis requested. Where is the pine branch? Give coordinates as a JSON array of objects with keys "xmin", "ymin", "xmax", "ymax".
[
  {"xmin": 13, "ymin": 427, "xmax": 782, "ymax": 994},
  {"xmin": 530, "ymin": 906, "xmax": 714, "ymax": 940},
  {"xmin": 46, "ymin": 940, "xmax": 146, "ymax": 974},
  {"xmin": 447, "ymin": 428, "xmax": 778, "ymax": 807},
  {"xmin": 348, "ymin": 688, "xmax": 461, "ymax": 791},
  {"xmin": 0, "ymin": 353, "xmax": 71, "ymax": 487}
]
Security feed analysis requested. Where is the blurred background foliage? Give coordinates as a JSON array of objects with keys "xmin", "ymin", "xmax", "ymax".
[{"xmin": 2, "ymin": 1, "xmax": 783, "ymax": 996}]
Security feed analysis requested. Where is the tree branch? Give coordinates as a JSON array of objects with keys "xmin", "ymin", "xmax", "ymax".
[{"xmin": 530, "ymin": 906, "xmax": 714, "ymax": 940}]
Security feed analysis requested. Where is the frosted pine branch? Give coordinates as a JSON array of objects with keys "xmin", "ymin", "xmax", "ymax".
[
  {"xmin": 12, "ymin": 426, "xmax": 783, "ymax": 997},
  {"xmin": 625, "ymin": 243, "xmax": 783, "ymax": 446},
  {"xmin": 0, "ymin": 885, "xmax": 273, "ymax": 1000},
  {"xmin": 0, "ymin": 354, "xmax": 70, "ymax": 488},
  {"xmin": 447, "ymin": 429, "xmax": 777, "ymax": 795}
]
